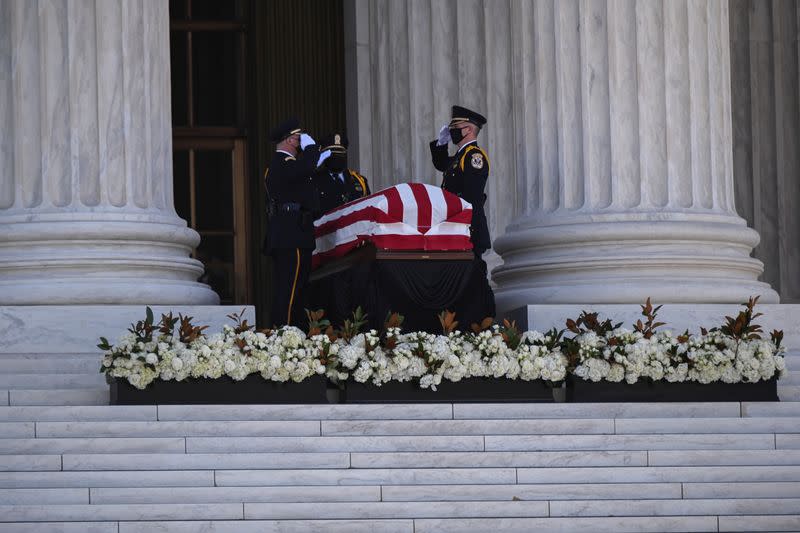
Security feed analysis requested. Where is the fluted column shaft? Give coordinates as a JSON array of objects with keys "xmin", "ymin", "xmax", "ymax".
[
  {"xmin": 492, "ymin": 0, "xmax": 778, "ymax": 308},
  {"xmin": 0, "ymin": 0, "xmax": 218, "ymax": 304}
]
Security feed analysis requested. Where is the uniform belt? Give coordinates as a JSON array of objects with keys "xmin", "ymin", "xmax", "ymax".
[{"xmin": 279, "ymin": 202, "xmax": 302, "ymax": 212}]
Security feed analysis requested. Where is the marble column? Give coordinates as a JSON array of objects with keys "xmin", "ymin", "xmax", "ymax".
[
  {"xmin": 729, "ymin": 0, "xmax": 800, "ymax": 303},
  {"xmin": 0, "ymin": 0, "xmax": 217, "ymax": 304},
  {"xmin": 491, "ymin": 0, "xmax": 779, "ymax": 309}
]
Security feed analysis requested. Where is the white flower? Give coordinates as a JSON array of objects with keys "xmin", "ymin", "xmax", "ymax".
[{"xmin": 145, "ymin": 353, "xmax": 158, "ymax": 365}]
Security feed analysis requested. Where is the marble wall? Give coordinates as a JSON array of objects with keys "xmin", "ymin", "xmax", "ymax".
[{"xmin": 729, "ymin": 0, "xmax": 800, "ymax": 303}]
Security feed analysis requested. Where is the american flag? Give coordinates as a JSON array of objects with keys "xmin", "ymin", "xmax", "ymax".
[{"xmin": 312, "ymin": 183, "xmax": 473, "ymax": 268}]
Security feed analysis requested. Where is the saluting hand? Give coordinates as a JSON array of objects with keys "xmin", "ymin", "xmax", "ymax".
[
  {"xmin": 317, "ymin": 150, "xmax": 331, "ymax": 167},
  {"xmin": 300, "ymin": 133, "xmax": 316, "ymax": 150},
  {"xmin": 436, "ymin": 124, "xmax": 451, "ymax": 146}
]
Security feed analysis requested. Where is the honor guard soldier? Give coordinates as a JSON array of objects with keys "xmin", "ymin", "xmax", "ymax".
[
  {"xmin": 430, "ymin": 105, "xmax": 490, "ymax": 257},
  {"xmin": 263, "ymin": 118, "xmax": 320, "ymax": 327},
  {"xmin": 314, "ymin": 132, "xmax": 371, "ymax": 216}
]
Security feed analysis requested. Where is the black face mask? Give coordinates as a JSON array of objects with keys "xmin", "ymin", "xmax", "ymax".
[
  {"xmin": 325, "ymin": 153, "xmax": 347, "ymax": 172},
  {"xmin": 449, "ymin": 126, "xmax": 465, "ymax": 144}
]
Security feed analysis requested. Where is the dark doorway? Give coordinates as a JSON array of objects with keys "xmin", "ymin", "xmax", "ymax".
[{"xmin": 169, "ymin": 0, "xmax": 346, "ymax": 324}]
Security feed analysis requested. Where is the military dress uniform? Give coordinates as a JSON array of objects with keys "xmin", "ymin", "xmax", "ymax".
[
  {"xmin": 429, "ymin": 106, "xmax": 490, "ymax": 256},
  {"xmin": 429, "ymin": 105, "xmax": 495, "ymax": 322},
  {"xmin": 314, "ymin": 132, "xmax": 371, "ymax": 216},
  {"xmin": 264, "ymin": 118, "xmax": 320, "ymax": 327}
]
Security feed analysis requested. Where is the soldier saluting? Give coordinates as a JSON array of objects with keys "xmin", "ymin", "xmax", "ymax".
[
  {"xmin": 263, "ymin": 118, "xmax": 320, "ymax": 327},
  {"xmin": 314, "ymin": 132, "xmax": 371, "ymax": 216},
  {"xmin": 429, "ymin": 105, "xmax": 490, "ymax": 257}
]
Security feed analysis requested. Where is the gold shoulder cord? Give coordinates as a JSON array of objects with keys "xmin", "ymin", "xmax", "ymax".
[{"xmin": 350, "ymin": 170, "xmax": 368, "ymax": 197}]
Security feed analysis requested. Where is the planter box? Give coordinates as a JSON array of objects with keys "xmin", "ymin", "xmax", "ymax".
[
  {"xmin": 343, "ymin": 378, "xmax": 555, "ymax": 403},
  {"xmin": 566, "ymin": 375, "xmax": 779, "ymax": 402},
  {"xmin": 110, "ymin": 374, "xmax": 329, "ymax": 405}
]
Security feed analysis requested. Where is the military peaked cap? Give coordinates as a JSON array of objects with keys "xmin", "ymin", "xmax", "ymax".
[
  {"xmin": 270, "ymin": 117, "xmax": 303, "ymax": 143},
  {"xmin": 450, "ymin": 105, "xmax": 487, "ymax": 128},
  {"xmin": 320, "ymin": 132, "xmax": 349, "ymax": 153}
]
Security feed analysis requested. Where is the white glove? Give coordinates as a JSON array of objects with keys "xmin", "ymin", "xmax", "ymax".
[
  {"xmin": 300, "ymin": 133, "xmax": 316, "ymax": 150},
  {"xmin": 436, "ymin": 124, "xmax": 451, "ymax": 146},
  {"xmin": 317, "ymin": 150, "xmax": 331, "ymax": 167}
]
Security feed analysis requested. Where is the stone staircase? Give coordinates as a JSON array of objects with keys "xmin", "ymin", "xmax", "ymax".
[
  {"xmin": 781, "ymin": 350, "xmax": 800, "ymax": 401},
  {"xmin": 0, "ymin": 402, "xmax": 799, "ymax": 532},
  {"xmin": 0, "ymin": 353, "xmax": 108, "ymax": 406}
]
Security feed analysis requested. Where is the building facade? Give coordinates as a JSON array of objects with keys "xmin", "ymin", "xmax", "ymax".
[{"xmin": 0, "ymin": 0, "xmax": 798, "ymax": 324}]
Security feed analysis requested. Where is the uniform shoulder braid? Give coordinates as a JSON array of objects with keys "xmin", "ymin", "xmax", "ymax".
[
  {"xmin": 459, "ymin": 145, "xmax": 489, "ymax": 172},
  {"xmin": 348, "ymin": 169, "xmax": 369, "ymax": 197}
]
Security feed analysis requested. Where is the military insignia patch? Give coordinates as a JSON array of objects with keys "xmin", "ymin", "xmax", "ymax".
[{"xmin": 471, "ymin": 152, "xmax": 484, "ymax": 169}]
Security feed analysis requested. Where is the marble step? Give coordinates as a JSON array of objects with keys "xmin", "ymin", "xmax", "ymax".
[
  {"xmin": 778, "ymin": 386, "xmax": 800, "ymax": 401},
  {"xmin": 6, "ymin": 499, "xmax": 800, "ymax": 522},
  {"xmin": 319, "ymin": 417, "xmax": 799, "ymax": 435},
  {"xmin": 0, "ymin": 374, "xmax": 107, "ymax": 389},
  {"xmin": 0, "ymin": 437, "xmax": 187, "ymax": 455},
  {"xmin": 0, "ymin": 468, "xmax": 522, "ymax": 489},
  {"xmin": 612, "ymin": 416, "xmax": 800, "ymax": 434},
  {"xmin": 0, "ymin": 523, "xmax": 117, "ymax": 533},
  {"xmin": 320, "ymin": 418, "xmax": 615, "ymax": 435},
  {"xmin": 35, "ymin": 420, "xmax": 322, "ymax": 438},
  {"xmin": 7, "ymin": 516, "xmax": 791, "ymax": 533},
  {"xmin": 0, "ymin": 503, "xmax": 245, "ymax": 522},
  {"xmin": 451, "ymin": 403, "xmax": 742, "ymax": 419},
  {"xmin": 2, "ymin": 520, "xmax": 413, "ymax": 533},
  {"xmin": 782, "ymin": 370, "xmax": 800, "ymax": 384},
  {"xmin": 0, "ymin": 455, "xmax": 61, "ymax": 472},
  {"xmin": 777, "ymin": 434, "xmax": 800, "ymax": 448},
  {"xmin": 8, "ymin": 389, "xmax": 108, "ymax": 406},
  {"xmin": 409, "ymin": 515, "xmax": 772, "ymax": 533},
  {"xmin": 0, "ymin": 501, "xmax": 553, "ymax": 522},
  {"xmin": 718, "ymin": 515, "xmax": 800, "ymax": 532},
  {"xmin": 683, "ymin": 481, "xmax": 800, "ymax": 498},
  {"xmin": 0, "ymin": 488, "xmax": 89, "ymax": 505},
  {"xmin": 515, "ymin": 465, "xmax": 800, "ymax": 484},
  {"xmin": 60, "ymin": 452, "xmax": 349, "ymax": 471},
  {"xmin": 0, "ymin": 356, "xmax": 99, "ymax": 374},
  {"xmin": 54, "ymin": 450, "xmax": 646, "ymax": 471},
  {"xmin": 0, "ymin": 402, "xmax": 795, "ymax": 422},
  {"xmin": 185, "ymin": 433, "xmax": 777, "ymax": 454},
  {"xmin": 0, "ymin": 470, "xmax": 215, "ymax": 489},
  {"xmin": 381, "ymin": 481, "xmax": 800, "ymax": 501},
  {"xmin": 86, "ymin": 482, "xmax": 680, "ymax": 505},
  {"xmin": 0, "ymin": 406, "xmax": 157, "ymax": 422},
  {"xmin": 157, "ymin": 403, "xmax": 746, "ymax": 421},
  {"xmin": 0, "ymin": 422, "xmax": 34, "ymax": 438},
  {"xmin": 248, "ymin": 498, "xmax": 800, "ymax": 520},
  {"xmin": 742, "ymin": 402, "xmax": 800, "ymax": 417},
  {"xmin": 547, "ymin": 498, "xmax": 800, "ymax": 517},
  {"xmin": 206, "ymin": 465, "xmax": 800, "ymax": 486},
  {"xmin": 648, "ymin": 449, "xmax": 800, "ymax": 466},
  {"xmin": 7, "ymin": 486, "xmax": 379, "ymax": 505},
  {"xmin": 481, "ymin": 433, "xmax": 776, "ymax": 451}
]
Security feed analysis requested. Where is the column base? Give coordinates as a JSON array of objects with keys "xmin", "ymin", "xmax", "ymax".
[
  {"xmin": 492, "ymin": 216, "xmax": 780, "ymax": 310},
  {"xmin": 0, "ymin": 214, "xmax": 219, "ymax": 305}
]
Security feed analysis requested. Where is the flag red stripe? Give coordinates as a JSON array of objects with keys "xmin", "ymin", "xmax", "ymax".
[{"xmin": 410, "ymin": 183, "xmax": 433, "ymax": 233}]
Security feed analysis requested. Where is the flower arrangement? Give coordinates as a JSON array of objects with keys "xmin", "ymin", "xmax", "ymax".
[
  {"xmin": 564, "ymin": 297, "xmax": 785, "ymax": 385},
  {"xmin": 100, "ymin": 298, "xmax": 785, "ymax": 391},
  {"xmin": 100, "ymin": 309, "xmax": 326, "ymax": 390}
]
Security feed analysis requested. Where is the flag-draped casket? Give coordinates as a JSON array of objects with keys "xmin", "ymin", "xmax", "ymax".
[{"xmin": 312, "ymin": 183, "xmax": 473, "ymax": 268}]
